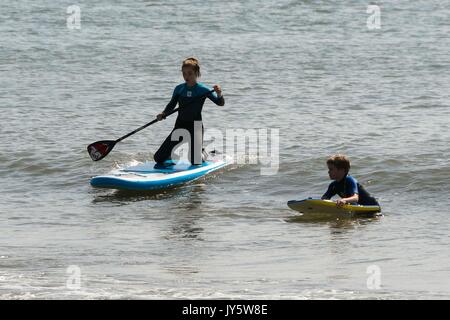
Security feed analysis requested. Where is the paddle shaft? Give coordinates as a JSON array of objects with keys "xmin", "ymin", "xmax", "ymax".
[
  {"xmin": 115, "ymin": 89, "xmax": 215, "ymax": 143},
  {"xmin": 115, "ymin": 107, "xmax": 178, "ymax": 143}
]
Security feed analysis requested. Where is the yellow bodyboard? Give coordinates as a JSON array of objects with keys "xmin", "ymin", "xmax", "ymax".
[{"xmin": 287, "ymin": 198, "xmax": 381, "ymax": 217}]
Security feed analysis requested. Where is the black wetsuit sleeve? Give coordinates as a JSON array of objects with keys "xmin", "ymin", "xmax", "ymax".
[
  {"xmin": 322, "ymin": 183, "xmax": 336, "ymax": 199},
  {"xmin": 207, "ymin": 91, "xmax": 225, "ymax": 106},
  {"xmin": 356, "ymin": 183, "xmax": 380, "ymax": 206},
  {"xmin": 163, "ymin": 90, "xmax": 179, "ymax": 114}
]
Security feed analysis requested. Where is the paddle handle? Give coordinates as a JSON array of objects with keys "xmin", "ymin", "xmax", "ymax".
[{"xmin": 115, "ymin": 89, "xmax": 215, "ymax": 143}]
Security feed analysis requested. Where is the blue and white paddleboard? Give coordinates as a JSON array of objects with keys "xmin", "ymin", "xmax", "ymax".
[{"xmin": 90, "ymin": 159, "xmax": 228, "ymax": 191}]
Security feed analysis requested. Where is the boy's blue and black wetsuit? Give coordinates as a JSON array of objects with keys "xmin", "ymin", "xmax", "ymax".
[
  {"xmin": 154, "ymin": 82, "xmax": 225, "ymax": 165},
  {"xmin": 322, "ymin": 175, "xmax": 379, "ymax": 206}
]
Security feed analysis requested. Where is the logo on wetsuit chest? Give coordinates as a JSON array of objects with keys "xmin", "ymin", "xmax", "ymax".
[{"xmin": 187, "ymin": 91, "xmax": 192, "ymax": 97}]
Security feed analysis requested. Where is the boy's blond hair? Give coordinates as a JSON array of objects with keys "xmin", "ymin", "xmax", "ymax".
[
  {"xmin": 327, "ymin": 154, "xmax": 351, "ymax": 174},
  {"xmin": 182, "ymin": 57, "xmax": 201, "ymax": 77}
]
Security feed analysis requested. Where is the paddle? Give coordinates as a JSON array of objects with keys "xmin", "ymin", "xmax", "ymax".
[{"xmin": 87, "ymin": 89, "xmax": 215, "ymax": 161}]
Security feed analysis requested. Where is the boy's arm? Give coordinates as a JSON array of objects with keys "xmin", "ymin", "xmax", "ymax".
[
  {"xmin": 337, "ymin": 194, "xmax": 359, "ymax": 205},
  {"xmin": 321, "ymin": 183, "xmax": 335, "ymax": 200},
  {"xmin": 336, "ymin": 178, "xmax": 359, "ymax": 205}
]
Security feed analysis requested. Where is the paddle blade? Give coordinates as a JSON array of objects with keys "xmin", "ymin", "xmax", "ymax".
[{"xmin": 87, "ymin": 140, "xmax": 116, "ymax": 161}]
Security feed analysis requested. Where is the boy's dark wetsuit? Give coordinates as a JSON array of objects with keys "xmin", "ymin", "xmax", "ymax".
[
  {"xmin": 154, "ymin": 82, "xmax": 224, "ymax": 165},
  {"xmin": 322, "ymin": 175, "xmax": 379, "ymax": 206}
]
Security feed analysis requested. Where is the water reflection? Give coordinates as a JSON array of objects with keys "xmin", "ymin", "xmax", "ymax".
[
  {"xmin": 286, "ymin": 213, "xmax": 383, "ymax": 230},
  {"xmin": 91, "ymin": 183, "xmax": 210, "ymax": 276},
  {"xmin": 90, "ymin": 182, "xmax": 212, "ymax": 243},
  {"xmin": 90, "ymin": 184, "xmax": 196, "ymax": 204},
  {"xmin": 162, "ymin": 184, "xmax": 208, "ymax": 276},
  {"xmin": 164, "ymin": 184, "xmax": 206, "ymax": 241}
]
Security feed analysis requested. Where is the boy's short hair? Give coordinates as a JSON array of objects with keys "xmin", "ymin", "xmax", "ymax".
[
  {"xmin": 327, "ymin": 154, "xmax": 351, "ymax": 174},
  {"xmin": 182, "ymin": 57, "xmax": 201, "ymax": 77}
]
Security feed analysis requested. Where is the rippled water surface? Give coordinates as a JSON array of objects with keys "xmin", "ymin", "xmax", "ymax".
[{"xmin": 1, "ymin": 0, "xmax": 449, "ymax": 299}]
